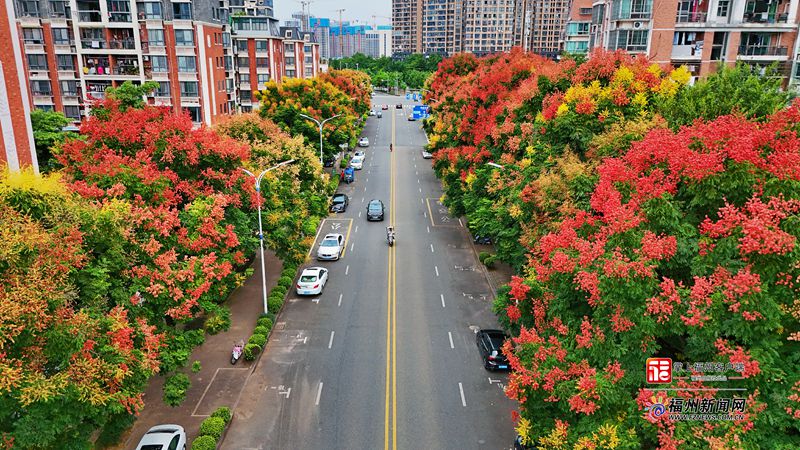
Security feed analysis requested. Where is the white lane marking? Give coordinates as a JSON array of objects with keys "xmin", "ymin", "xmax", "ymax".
[
  {"xmin": 448, "ymin": 332, "xmax": 454, "ymax": 349},
  {"xmin": 415, "ymin": 171, "xmax": 418, "ymax": 175},
  {"xmin": 366, "ymin": 178, "xmax": 369, "ymax": 182},
  {"xmin": 435, "ymin": 265, "xmax": 439, "ymax": 277},
  {"xmin": 458, "ymin": 218, "xmax": 463, "ymax": 227},
  {"xmin": 355, "ymin": 225, "xmax": 359, "ymax": 233},
  {"xmin": 419, "ymin": 188, "xmax": 422, "ymax": 193},
  {"xmin": 362, "ymin": 197, "xmax": 365, "ymax": 203},
  {"xmin": 420, "ymin": 198, "xmax": 423, "ymax": 203},
  {"xmin": 350, "ymin": 242, "xmax": 354, "ymax": 252},
  {"xmin": 338, "ymin": 293, "xmax": 343, "ymax": 306},
  {"xmin": 427, "ymin": 225, "xmax": 430, "ymax": 233},
  {"xmin": 417, "ymin": 179, "xmax": 420, "ymax": 184},
  {"xmin": 414, "ymin": 164, "xmax": 417, "ymax": 168},
  {"xmin": 458, "ymin": 382, "xmax": 466, "ymax": 407},
  {"xmin": 424, "ymin": 211, "xmax": 427, "ymax": 218},
  {"xmin": 328, "ymin": 331, "xmax": 335, "ymax": 349},
  {"xmin": 359, "ymin": 211, "xmax": 362, "ymax": 218},
  {"xmin": 364, "ymin": 186, "xmax": 367, "ymax": 192},
  {"xmin": 315, "ymin": 382, "xmax": 323, "ymax": 405},
  {"xmin": 307, "ymin": 218, "xmax": 327, "ymax": 257},
  {"xmin": 430, "ymin": 244, "xmax": 435, "ymax": 253},
  {"xmin": 345, "ymin": 265, "xmax": 350, "ymax": 275},
  {"xmin": 440, "ymin": 294, "xmax": 446, "ymax": 308}
]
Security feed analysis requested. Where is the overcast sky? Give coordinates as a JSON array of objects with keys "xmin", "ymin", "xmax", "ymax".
[{"xmin": 274, "ymin": 0, "xmax": 392, "ymax": 27}]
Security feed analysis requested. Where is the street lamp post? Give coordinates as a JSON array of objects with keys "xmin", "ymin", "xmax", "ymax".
[
  {"xmin": 486, "ymin": 162, "xmax": 505, "ymax": 169},
  {"xmin": 299, "ymin": 113, "xmax": 342, "ymax": 165},
  {"xmin": 241, "ymin": 159, "xmax": 295, "ymax": 315}
]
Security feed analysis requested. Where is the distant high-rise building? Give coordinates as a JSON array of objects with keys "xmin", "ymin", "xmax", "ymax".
[
  {"xmin": 392, "ymin": 0, "xmax": 423, "ymax": 54},
  {"xmin": 309, "ymin": 17, "xmax": 332, "ymax": 61},
  {"xmin": 394, "ymin": 0, "xmax": 514, "ymax": 56},
  {"xmin": 513, "ymin": 0, "xmax": 572, "ymax": 59},
  {"xmin": 366, "ymin": 26, "xmax": 394, "ymax": 57}
]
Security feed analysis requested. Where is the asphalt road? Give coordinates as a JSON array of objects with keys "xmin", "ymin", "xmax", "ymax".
[{"xmin": 223, "ymin": 94, "xmax": 517, "ymax": 450}]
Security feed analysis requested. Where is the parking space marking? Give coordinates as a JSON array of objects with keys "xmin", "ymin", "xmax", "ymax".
[
  {"xmin": 458, "ymin": 382, "xmax": 466, "ymax": 407},
  {"xmin": 315, "ymin": 382, "xmax": 323, "ymax": 406},
  {"xmin": 311, "ymin": 218, "xmax": 353, "ymax": 257},
  {"xmin": 448, "ymin": 332, "xmax": 454, "ymax": 349},
  {"xmin": 440, "ymin": 294, "xmax": 446, "ymax": 308},
  {"xmin": 328, "ymin": 331, "xmax": 335, "ymax": 349}
]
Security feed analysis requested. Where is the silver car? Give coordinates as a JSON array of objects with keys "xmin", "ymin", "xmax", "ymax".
[{"xmin": 135, "ymin": 424, "xmax": 186, "ymax": 450}]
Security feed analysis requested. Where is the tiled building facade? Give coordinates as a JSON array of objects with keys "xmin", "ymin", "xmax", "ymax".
[{"xmin": 11, "ymin": 0, "xmax": 320, "ymax": 126}]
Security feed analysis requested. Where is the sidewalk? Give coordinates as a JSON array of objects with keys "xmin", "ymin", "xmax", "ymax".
[{"xmin": 114, "ymin": 251, "xmax": 283, "ymax": 449}]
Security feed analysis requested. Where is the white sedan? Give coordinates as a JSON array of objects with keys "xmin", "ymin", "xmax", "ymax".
[
  {"xmin": 317, "ymin": 233, "xmax": 344, "ymax": 260},
  {"xmin": 358, "ymin": 137, "xmax": 369, "ymax": 147},
  {"xmin": 354, "ymin": 150, "xmax": 366, "ymax": 158},
  {"xmin": 350, "ymin": 156, "xmax": 364, "ymax": 170},
  {"xmin": 296, "ymin": 267, "xmax": 329, "ymax": 295},
  {"xmin": 135, "ymin": 425, "xmax": 186, "ymax": 450},
  {"xmin": 421, "ymin": 149, "xmax": 433, "ymax": 159}
]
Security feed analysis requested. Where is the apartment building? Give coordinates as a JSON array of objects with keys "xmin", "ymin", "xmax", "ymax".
[
  {"xmin": 12, "ymin": 0, "xmax": 320, "ymax": 126},
  {"xmin": 2, "ymin": 0, "xmax": 38, "ymax": 171},
  {"xmin": 330, "ymin": 23, "xmax": 370, "ymax": 58},
  {"xmin": 309, "ymin": 16, "xmax": 331, "ymax": 60},
  {"xmin": 365, "ymin": 25, "xmax": 393, "ymax": 57},
  {"xmin": 279, "ymin": 26, "xmax": 319, "ymax": 79},
  {"xmin": 568, "ymin": 0, "xmax": 800, "ymax": 86},
  {"xmin": 393, "ymin": 0, "xmax": 515, "ymax": 56},
  {"xmin": 392, "ymin": 0, "xmax": 423, "ymax": 54}
]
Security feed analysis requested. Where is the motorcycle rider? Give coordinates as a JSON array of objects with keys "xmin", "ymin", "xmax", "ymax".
[{"xmin": 386, "ymin": 226, "xmax": 395, "ymax": 245}]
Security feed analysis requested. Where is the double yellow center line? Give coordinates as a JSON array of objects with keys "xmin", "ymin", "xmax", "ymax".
[{"xmin": 384, "ymin": 107, "xmax": 397, "ymax": 450}]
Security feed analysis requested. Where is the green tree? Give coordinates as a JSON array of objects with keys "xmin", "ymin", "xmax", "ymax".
[
  {"xmin": 29, "ymin": 109, "xmax": 77, "ymax": 172},
  {"xmin": 99, "ymin": 80, "xmax": 160, "ymax": 113}
]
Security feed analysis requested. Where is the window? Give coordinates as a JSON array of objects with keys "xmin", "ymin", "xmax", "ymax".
[
  {"xmin": 284, "ymin": 43, "xmax": 294, "ymax": 53},
  {"xmin": 57, "ymin": 55, "xmax": 75, "ymax": 71},
  {"xmin": 138, "ymin": 1, "xmax": 162, "ymax": 19},
  {"xmin": 255, "ymin": 57, "xmax": 269, "ymax": 68},
  {"xmin": 303, "ymin": 44, "xmax": 311, "ymax": 52},
  {"xmin": 151, "ymin": 55, "xmax": 168, "ymax": 72},
  {"xmin": 673, "ymin": 31, "xmax": 697, "ymax": 46},
  {"xmin": 566, "ymin": 22, "xmax": 590, "ymax": 36},
  {"xmin": 255, "ymin": 40, "xmax": 268, "ymax": 51},
  {"xmin": 155, "ymin": 81, "xmax": 170, "ymax": 96},
  {"xmin": 222, "ymin": 33, "xmax": 230, "ymax": 46},
  {"xmin": 717, "ymin": 0, "xmax": 730, "ymax": 17},
  {"xmin": 180, "ymin": 81, "xmax": 198, "ymax": 96},
  {"xmin": 237, "ymin": 57, "xmax": 250, "ymax": 68},
  {"xmin": 63, "ymin": 105, "xmax": 81, "ymax": 119},
  {"xmin": 240, "ymin": 90, "xmax": 251, "ymax": 101},
  {"xmin": 285, "ymin": 57, "xmax": 295, "ymax": 66},
  {"xmin": 22, "ymin": 28, "xmax": 44, "ymax": 44},
  {"xmin": 174, "ymin": 29, "xmax": 194, "ymax": 46},
  {"xmin": 36, "ymin": 105, "xmax": 54, "ymax": 112},
  {"xmin": 172, "ymin": 2, "xmax": 192, "ymax": 20},
  {"xmin": 52, "ymin": 28, "xmax": 70, "ymax": 45},
  {"xmin": 49, "ymin": 0, "xmax": 70, "ymax": 17},
  {"xmin": 18, "ymin": 0, "xmax": 40, "ymax": 16},
  {"xmin": 257, "ymin": 73, "xmax": 270, "ymax": 84},
  {"xmin": 147, "ymin": 29, "xmax": 165, "ymax": 46},
  {"xmin": 184, "ymin": 106, "xmax": 201, "ymax": 122},
  {"xmin": 177, "ymin": 56, "xmax": 196, "ymax": 72},
  {"xmin": 236, "ymin": 39, "xmax": 248, "ymax": 52},
  {"xmin": 239, "ymin": 73, "xmax": 250, "ymax": 83},
  {"xmin": 564, "ymin": 41, "xmax": 589, "ymax": 53},
  {"xmin": 27, "ymin": 54, "xmax": 48, "ymax": 70},
  {"xmin": 60, "ymin": 80, "xmax": 79, "ymax": 95},
  {"xmin": 31, "ymin": 80, "xmax": 52, "ymax": 96}
]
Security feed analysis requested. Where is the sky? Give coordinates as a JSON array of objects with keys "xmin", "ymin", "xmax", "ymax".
[{"xmin": 274, "ymin": 0, "xmax": 392, "ymax": 27}]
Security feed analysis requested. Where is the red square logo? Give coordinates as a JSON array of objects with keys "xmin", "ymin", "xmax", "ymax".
[{"xmin": 646, "ymin": 358, "xmax": 672, "ymax": 383}]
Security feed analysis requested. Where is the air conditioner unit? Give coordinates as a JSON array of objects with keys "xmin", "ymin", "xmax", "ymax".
[{"xmin": 633, "ymin": 21, "xmax": 643, "ymax": 29}]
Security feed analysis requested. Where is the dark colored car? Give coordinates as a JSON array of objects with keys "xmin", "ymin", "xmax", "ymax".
[
  {"xmin": 395, "ymin": 104, "xmax": 402, "ymax": 109},
  {"xmin": 330, "ymin": 193, "xmax": 349, "ymax": 213},
  {"xmin": 407, "ymin": 115, "xmax": 416, "ymax": 121},
  {"xmin": 323, "ymin": 155, "xmax": 336, "ymax": 167},
  {"xmin": 366, "ymin": 199, "xmax": 385, "ymax": 221},
  {"xmin": 514, "ymin": 435, "xmax": 532, "ymax": 450},
  {"xmin": 476, "ymin": 329, "xmax": 510, "ymax": 371},
  {"xmin": 381, "ymin": 105, "xmax": 389, "ymax": 110}
]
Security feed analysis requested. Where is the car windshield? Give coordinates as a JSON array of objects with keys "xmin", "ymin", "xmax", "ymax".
[
  {"xmin": 369, "ymin": 202, "xmax": 382, "ymax": 211},
  {"xmin": 333, "ymin": 196, "xmax": 345, "ymax": 203},
  {"xmin": 300, "ymin": 275, "xmax": 318, "ymax": 282},
  {"xmin": 321, "ymin": 239, "xmax": 338, "ymax": 247}
]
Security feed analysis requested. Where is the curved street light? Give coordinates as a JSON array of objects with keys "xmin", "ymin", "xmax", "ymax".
[
  {"xmin": 299, "ymin": 113, "xmax": 342, "ymax": 165},
  {"xmin": 241, "ymin": 159, "xmax": 295, "ymax": 315}
]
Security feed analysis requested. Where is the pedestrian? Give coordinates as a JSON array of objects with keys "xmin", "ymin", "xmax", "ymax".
[
  {"xmin": 340, "ymin": 169, "xmax": 344, "ymax": 180},
  {"xmin": 390, "ymin": 143, "xmax": 393, "ymax": 152}
]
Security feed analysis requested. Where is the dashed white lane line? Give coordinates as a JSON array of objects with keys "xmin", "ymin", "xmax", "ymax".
[
  {"xmin": 316, "ymin": 382, "xmax": 324, "ymax": 405},
  {"xmin": 435, "ymin": 265, "xmax": 439, "ymax": 277},
  {"xmin": 448, "ymin": 332, "xmax": 454, "ymax": 349},
  {"xmin": 440, "ymin": 294, "xmax": 446, "ymax": 308},
  {"xmin": 458, "ymin": 383, "xmax": 466, "ymax": 407},
  {"xmin": 430, "ymin": 244, "xmax": 435, "ymax": 253},
  {"xmin": 366, "ymin": 178, "xmax": 369, "ymax": 182},
  {"xmin": 417, "ymin": 179, "xmax": 420, "ymax": 184},
  {"xmin": 355, "ymin": 225, "xmax": 359, "ymax": 233},
  {"xmin": 359, "ymin": 211, "xmax": 362, "ymax": 218},
  {"xmin": 338, "ymin": 293, "xmax": 343, "ymax": 307},
  {"xmin": 345, "ymin": 265, "xmax": 350, "ymax": 275},
  {"xmin": 350, "ymin": 242, "xmax": 354, "ymax": 252},
  {"xmin": 364, "ymin": 186, "xmax": 367, "ymax": 192},
  {"xmin": 328, "ymin": 331, "xmax": 335, "ymax": 349},
  {"xmin": 419, "ymin": 188, "xmax": 422, "ymax": 193},
  {"xmin": 427, "ymin": 225, "xmax": 430, "ymax": 233},
  {"xmin": 362, "ymin": 197, "xmax": 365, "ymax": 203}
]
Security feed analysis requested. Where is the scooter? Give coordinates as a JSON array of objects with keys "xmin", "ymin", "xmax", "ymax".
[
  {"xmin": 387, "ymin": 227, "xmax": 395, "ymax": 247},
  {"xmin": 231, "ymin": 340, "xmax": 244, "ymax": 365}
]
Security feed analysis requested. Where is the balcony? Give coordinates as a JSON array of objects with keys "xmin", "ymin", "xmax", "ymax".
[
  {"xmin": 77, "ymin": 10, "xmax": 102, "ymax": 22},
  {"xmin": 676, "ymin": 12, "xmax": 707, "ymax": 23},
  {"xmin": 81, "ymin": 39, "xmax": 107, "ymax": 49},
  {"xmin": 738, "ymin": 45, "xmax": 788, "ymax": 56},
  {"xmin": 108, "ymin": 38, "xmax": 136, "ymax": 49},
  {"xmin": 743, "ymin": 12, "xmax": 789, "ymax": 23}
]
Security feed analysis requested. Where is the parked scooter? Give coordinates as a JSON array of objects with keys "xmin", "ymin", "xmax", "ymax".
[{"xmin": 231, "ymin": 340, "xmax": 244, "ymax": 365}]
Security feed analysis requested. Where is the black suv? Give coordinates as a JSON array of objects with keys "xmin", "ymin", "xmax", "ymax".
[
  {"xmin": 366, "ymin": 199, "xmax": 385, "ymax": 221},
  {"xmin": 476, "ymin": 329, "xmax": 510, "ymax": 371},
  {"xmin": 330, "ymin": 193, "xmax": 349, "ymax": 213}
]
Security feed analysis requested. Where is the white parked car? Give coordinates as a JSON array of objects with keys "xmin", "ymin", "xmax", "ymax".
[
  {"xmin": 350, "ymin": 156, "xmax": 364, "ymax": 169},
  {"xmin": 369, "ymin": 109, "xmax": 376, "ymax": 116},
  {"xmin": 354, "ymin": 150, "xmax": 366, "ymax": 158},
  {"xmin": 317, "ymin": 233, "xmax": 345, "ymax": 260},
  {"xmin": 296, "ymin": 267, "xmax": 329, "ymax": 295},
  {"xmin": 358, "ymin": 137, "xmax": 369, "ymax": 147},
  {"xmin": 135, "ymin": 424, "xmax": 186, "ymax": 450},
  {"xmin": 421, "ymin": 149, "xmax": 433, "ymax": 159}
]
